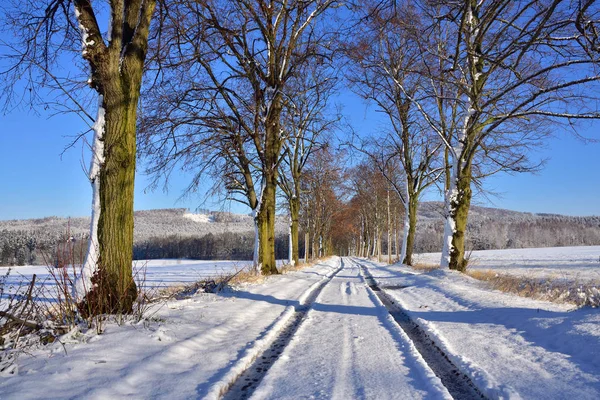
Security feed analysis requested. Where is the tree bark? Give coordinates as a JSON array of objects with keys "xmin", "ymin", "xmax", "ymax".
[
  {"xmin": 402, "ymin": 196, "xmax": 418, "ymax": 266},
  {"xmin": 447, "ymin": 163, "xmax": 473, "ymax": 272},
  {"xmin": 288, "ymin": 195, "xmax": 300, "ymax": 266},
  {"xmin": 76, "ymin": 0, "xmax": 156, "ymax": 315},
  {"xmin": 257, "ymin": 173, "xmax": 278, "ymax": 275},
  {"xmin": 90, "ymin": 93, "xmax": 138, "ymax": 313}
]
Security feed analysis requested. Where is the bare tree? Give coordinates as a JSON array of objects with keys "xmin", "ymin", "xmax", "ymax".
[
  {"xmin": 139, "ymin": 0, "xmax": 340, "ymax": 275},
  {"xmin": 278, "ymin": 65, "xmax": 339, "ymax": 266},
  {"xmin": 1, "ymin": 0, "xmax": 157, "ymax": 313},
  {"xmin": 300, "ymin": 145, "xmax": 344, "ymax": 259},
  {"xmin": 346, "ymin": 2, "xmax": 443, "ymax": 265},
  {"xmin": 431, "ymin": 0, "xmax": 600, "ymax": 271},
  {"xmin": 383, "ymin": 0, "xmax": 600, "ymax": 271}
]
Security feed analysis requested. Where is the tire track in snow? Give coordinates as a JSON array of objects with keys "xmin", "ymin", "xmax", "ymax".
[
  {"xmin": 355, "ymin": 259, "xmax": 487, "ymax": 400},
  {"xmin": 218, "ymin": 258, "xmax": 345, "ymax": 400}
]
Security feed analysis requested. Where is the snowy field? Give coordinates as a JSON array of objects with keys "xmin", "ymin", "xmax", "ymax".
[
  {"xmin": 0, "ymin": 259, "xmax": 258, "ymax": 301},
  {"xmin": 414, "ymin": 245, "xmax": 600, "ymax": 282},
  {"xmin": 1, "ymin": 252, "xmax": 599, "ymax": 399}
]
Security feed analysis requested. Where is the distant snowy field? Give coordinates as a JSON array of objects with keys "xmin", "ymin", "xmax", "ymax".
[
  {"xmin": 414, "ymin": 245, "xmax": 600, "ymax": 281},
  {"xmin": 0, "ymin": 259, "xmax": 259, "ymax": 301}
]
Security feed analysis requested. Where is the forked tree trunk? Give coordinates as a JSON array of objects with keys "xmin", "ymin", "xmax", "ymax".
[{"xmin": 73, "ymin": 0, "xmax": 156, "ymax": 316}]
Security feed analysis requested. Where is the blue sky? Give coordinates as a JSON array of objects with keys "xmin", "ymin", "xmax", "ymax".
[{"xmin": 1, "ymin": 87, "xmax": 599, "ymax": 220}]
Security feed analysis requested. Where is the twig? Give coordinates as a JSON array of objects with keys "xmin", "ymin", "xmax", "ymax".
[{"xmin": 0, "ymin": 311, "xmax": 42, "ymax": 330}]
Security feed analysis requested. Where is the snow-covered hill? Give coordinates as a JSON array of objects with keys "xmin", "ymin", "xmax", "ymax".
[{"xmin": 0, "ymin": 208, "xmax": 288, "ymax": 242}]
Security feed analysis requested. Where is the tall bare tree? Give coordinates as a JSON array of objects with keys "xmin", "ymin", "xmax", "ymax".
[
  {"xmin": 278, "ymin": 65, "xmax": 339, "ymax": 266},
  {"xmin": 139, "ymin": 0, "xmax": 340, "ymax": 275},
  {"xmin": 1, "ymin": 0, "xmax": 157, "ymax": 313},
  {"xmin": 346, "ymin": 2, "xmax": 443, "ymax": 265},
  {"xmin": 383, "ymin": 0, "xmax": 600, "ymax": 271},
  {"xmin": 431, "ymin": 0, "xmax": 600, "ymax": 271}
]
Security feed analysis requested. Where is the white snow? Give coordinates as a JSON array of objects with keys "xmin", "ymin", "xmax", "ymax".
[
  {"xmin": 1, "ymin": 259, "xmax": 267, "ymax": 303},
  {"xmin": 252, "ymin": 258, "xmax": 450, "ymax": 400},
  {"xmin": 416, "ymin": 245, "xmax": 600, "ymax": 282},
  {"xmin": 0, "ymin": 259, "xmax": 341, "ymax": 398},
  {"xmin": 182, "ymin": 212, "xmax": 214, "ymax": 223},
  {"xmin": 2, "ymin": 251, "xmax": 599, "ymax": 399},
  {"xmin": 75, "ymin": 96, "xmax": 105, "ymax": 299},
  {"xmin": 364, "ymin": 258, "xmax": 600, "ymax": 399}
]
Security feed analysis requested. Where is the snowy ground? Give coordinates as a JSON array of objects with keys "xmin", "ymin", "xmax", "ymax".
[
  {"xmin": 414, "ymin": 246, "xmax": 600, "ymax": 282},
  {"xmin": 1, "ymin": 254, "xmax": 599, "ymax": 399},
  {"xmin": 366, "ymin": 259, "xmax": 600, "ymax": 399},
  {"xmin": 0, "ymin": 259, "xmax": 263, "ymax": 304}
]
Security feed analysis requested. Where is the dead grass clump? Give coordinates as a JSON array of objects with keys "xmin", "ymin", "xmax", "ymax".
[
  {"xmin": 468, "ymin": 269, "xmax": 600, "ymax": 308},
  {"xmin": 410, "ymin": 263, "xmax": 440, "ymax": 273},
  {"xmin": 279, "ymin": 261, "xmax": 312, "ymax": 274},
  {"xmin": 160, "ymin": 258, "xmax": 323, "ymax": 300}
]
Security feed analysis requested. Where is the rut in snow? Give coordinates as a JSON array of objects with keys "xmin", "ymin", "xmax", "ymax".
[
  {"xmin": 221, "ymin": 260, "xmax": 345, "ymax": 400},
  {"xmin": 357, "ymin": 260, "xmax": 487, "ymax": 400}
]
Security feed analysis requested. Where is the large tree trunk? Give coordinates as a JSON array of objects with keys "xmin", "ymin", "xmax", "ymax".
[
  {"xmin": 257, "ymin": 173, "xmax": 278, "ymax": 275},
  {"xmin": 73, "ymin": 0, "xmax": 155, "ymax": 316},
  {"xmin": 441, "ymin": 162, "xmax": 473, "ymax": 272},
  {"xmin": 83, "ymin": 92, "xmax": 139, "ymax": 314}
]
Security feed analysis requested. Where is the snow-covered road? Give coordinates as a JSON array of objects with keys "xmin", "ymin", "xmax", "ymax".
[
  {"xmin": 365, "ymin": 259, "xmax": 600, "ymax": 399},
  {"xmin": 2, "ymin": 255, "xmax": 599, "ymax": 399},
  {"xmin": 251, "ymin": 258, "xmax": 450, "ymax": 399},
  {"xmin": 0, "ymin": 259, "xmax": 340, "ymax": 399}
]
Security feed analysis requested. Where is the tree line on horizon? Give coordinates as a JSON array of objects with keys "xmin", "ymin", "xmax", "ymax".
[
  {"xmin": 2, "ymin": 0, "xmax": 600, "ymax": 315},
  {"xmin": 2, "ymin": 209, "xmax": 600, "ymax": 267}
]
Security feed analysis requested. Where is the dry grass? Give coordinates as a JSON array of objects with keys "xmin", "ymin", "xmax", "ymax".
[
  {"xmin": 158, "ymin": 258, "xmax": 324, "ymax": 300},
  {"xmin": 410, "ymin": 263, "xmax": 440, "ymax": 273},
  {"xmin": 467, "ymin": 269, "xmax": 600, "ymax": 308}
]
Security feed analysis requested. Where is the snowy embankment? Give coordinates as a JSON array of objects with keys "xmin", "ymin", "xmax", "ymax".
[
  {"xmin": 365, "ymin": 259, "xmax": 600, "ymax": 399},
  {"xmin": 415, "ymin": 245, "xmax": 600, "ymax": 281}
]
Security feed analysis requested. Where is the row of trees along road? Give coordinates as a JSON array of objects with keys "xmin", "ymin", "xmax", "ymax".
[
  {"xmin": 2, "ymin": 1, "xmax": 600, "ymax": 315},
  {"xmin": 343, "ymin": 0, "xmax": 600, "ymax": 271},
  {"xmin": 0, "ymin": 0, "xmax": 343, "ymax": 315}
]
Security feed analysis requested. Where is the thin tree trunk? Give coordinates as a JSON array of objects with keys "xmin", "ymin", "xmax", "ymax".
[
  {"xmin": 288, "ymin": 195, "xmax": 300, "ymax": 266},
  {"xmin": 400, "ymin": 202, "xmax": 409, "ymax": 265},
  {"xmin": 394, "ymin": 207, "xmax": 399, "ymax": 262},
  {"xmin": 304, "ymin": 231, "xmax": 310, "ymax": 263},
  {"xmin": 387, "ymin": 190, "xmax": 391, "ymax": 264},
  {"xmin": 402, "ymin": 196, "xmax": 418, "ymax": 266},
  {"xmin": 252, "ymin": 208, "xmax": 260, "ymax": 272}
]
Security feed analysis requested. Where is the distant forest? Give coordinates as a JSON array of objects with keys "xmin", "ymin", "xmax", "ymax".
[{"xmin": 1, "ymin": 206, "xmax": 599, "ymax": 267}]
